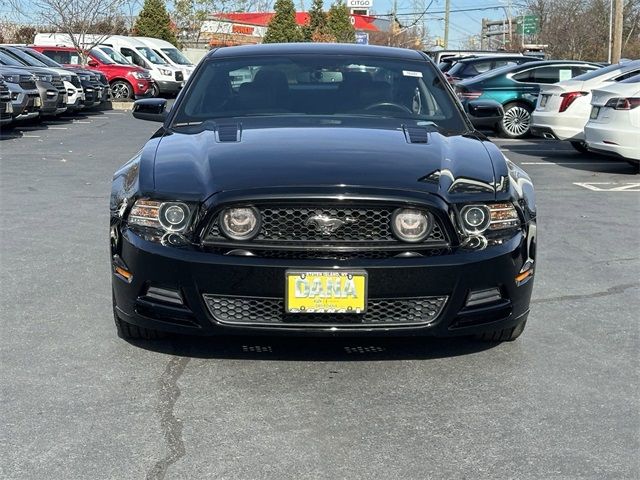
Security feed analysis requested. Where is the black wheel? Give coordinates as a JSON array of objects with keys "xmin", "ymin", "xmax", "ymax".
[
  {"xmin": 151, "ymin": 83, "xmax": 160, "ymax": 97},
  {"xmin": 110, "ymin": 80, "xmax": 133, "ymax": 100},
  {"xmin": 570, "ymin": 141, "xmax": 589, "ymax": 154},
  {"xmin": 499, "ymin": 103, "xmax": 533, "ymax": 138},
  {"xmin": 475, "ymin": 318, "xmax": 527, "ymax": 342},
  {"xmin": 113, "ymin": 295, "xmax": 164, "ymax": 340}
]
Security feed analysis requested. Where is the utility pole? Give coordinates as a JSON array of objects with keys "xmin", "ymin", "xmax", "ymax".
[
  {"xmin": 444, "ymin": 0, "xmax": 450, "ymax": 48},
  {"xmin": 612, "ymin": 0, "xmax": 623, "ymax": 63}
]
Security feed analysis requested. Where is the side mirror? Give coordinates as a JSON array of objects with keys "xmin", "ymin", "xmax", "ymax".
[
  {"xmin": 87, "ymin": 59, "xmax": 98, "ymax": 67},
  {"xmin": 132, "ymin": 98, "xmax": 167, "ymax": 122},
  {"xmin": 464, "ymin": 99, "xmax": 504, "ymax": 130}
]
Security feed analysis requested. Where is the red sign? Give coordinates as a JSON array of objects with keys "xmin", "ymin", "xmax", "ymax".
[{"xmin": 232, "ymin": 24, "xmax": 255, "ymax": 35}]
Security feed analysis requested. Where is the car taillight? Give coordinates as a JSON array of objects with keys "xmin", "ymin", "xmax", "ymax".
[
  {"xmin": 604, "ymin": 97, "xmax": 640, "ymax": 110},
  {"xmin": 559, "ymin": 91, "xmax": 587, "ymax": 113}
]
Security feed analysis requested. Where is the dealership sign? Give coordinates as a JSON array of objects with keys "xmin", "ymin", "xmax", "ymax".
[{"xmin": 347, "ymin": 0, "xmax": 373, "ymax": 8}]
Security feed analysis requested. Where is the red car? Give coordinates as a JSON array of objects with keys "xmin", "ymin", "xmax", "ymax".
[{"xmin": 31, "ymin": 45, "xmax": 155, "ymax": 99}]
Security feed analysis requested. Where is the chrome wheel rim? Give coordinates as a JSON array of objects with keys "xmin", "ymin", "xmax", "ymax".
[
  {"xmin": 111, "ymin": 83, "xmax": 130, "ymax": 99},
  {"xmin": 502, "ymin": 106, "xmax": 531, "ymax": 136},
  {"xmin": 151, "ymin": 84, "xmax": 159, "ymax": 97}
]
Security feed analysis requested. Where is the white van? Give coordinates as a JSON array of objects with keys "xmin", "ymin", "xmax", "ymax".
[
  {"xmin": 33, "ymin": 33, "xmax": 184, "ymax": 95},
  {"xmin": 133, "ymin": 37, "xmax": 195, "ymax": 81}
]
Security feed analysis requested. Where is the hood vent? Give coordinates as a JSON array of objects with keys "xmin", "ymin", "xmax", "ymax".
[
  {"xmin": 216, "ymin": 124, "xmax": 241, "ymax": 142},
  {"xmin": 403, "ymin": 126, "xmax": 430, "ymax": 144}
]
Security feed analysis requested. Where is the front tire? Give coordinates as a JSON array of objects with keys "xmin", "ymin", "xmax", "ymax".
[
  {"xmin": 570, "ymin": 141, "xmax": 589, "ymax": 154},
  {"xmin": 499, "ymin": 103, "xmax": 532, "ymax": 138},
  {"xmin": 110, "ymin": 80, "xmax": 133, "ymax": 100},
  {"xmin": 476, "ymin": 318, "xmax": 527, "ymax": 342},
  {"xmin": 151, "ymin": 83, "xmax": 160, "ymax": 97}
]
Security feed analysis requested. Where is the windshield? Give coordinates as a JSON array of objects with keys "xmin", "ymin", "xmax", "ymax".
[
  {"xmin": 173, "ymin": 54, "xmax": 467, "ymax": 133},
  {"xmin": 95, "ymin": 46, "xmax": 130, "ymax": 65},
  {"xmin": 160, "ymin": 48, "xmax": 192, "ymax": 65},
  {"xmin": 3, "ymin": 48, "xmax": 48, "ymax": 67},
  {"xmin": 21, "ymin": 48, "xmax": 62, "ymax": 68},
  {"xmin": 136, "ymin": 47, "xmax": 167, "ymax": 65},
  {"xmin": 0, "ymin": 50, "xmax": 25, "ymax": 67},
  {"xmin": 90, "ymin": 48, "xmax": 116, "ymax": 65},
  {"xmin": 572, "ymin": 63, "xmax": 622, "ymax": 81}
]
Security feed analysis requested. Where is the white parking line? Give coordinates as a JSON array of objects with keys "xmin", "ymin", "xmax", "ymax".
[
  {"xmin": 72, "ymin": 121, "xmax": 91, "ymax": 124},
  {"xmin": 21, "ymin": 135, "xmax": 40, "ymax": 138},
  {"xmin": 47, "ymin": 127, "xmax": 68, "ymax": 130},
  {"xmin": 574, "ymin": 182, "xmax": 640, "ymax": 191}
]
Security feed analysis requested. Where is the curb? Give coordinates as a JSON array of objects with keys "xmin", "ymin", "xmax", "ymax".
[{"xmin": 110, "ymin": 101, "xmax": 134, "ymax": 111}]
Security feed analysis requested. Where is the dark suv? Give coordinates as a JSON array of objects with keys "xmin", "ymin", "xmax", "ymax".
[{"xmin": 446, "ymin": 56, "xmax": 539, "ymax": 82}]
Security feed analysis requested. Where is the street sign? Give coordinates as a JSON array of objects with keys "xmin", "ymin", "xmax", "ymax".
[
  {"xmin": 516, "ymin": 15, "xmax": 539, "ymax": 35},
  {"xmin": 355, "ymin": 31, "xmax": 369, "ymax": 45},
  {"xmin": 347, "ymin": 0, "xmax": 373, "ymax": 7}
]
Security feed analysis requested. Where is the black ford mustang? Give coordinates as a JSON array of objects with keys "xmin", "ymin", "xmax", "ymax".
[{"xmin": 110, "ymin": 43, "xmax": 536, "ymax": 342}]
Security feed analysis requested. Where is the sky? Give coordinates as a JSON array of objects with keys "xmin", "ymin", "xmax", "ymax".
[{"xmin": 0, "ymin": 0, "xmax": 526, "ymax": 49}]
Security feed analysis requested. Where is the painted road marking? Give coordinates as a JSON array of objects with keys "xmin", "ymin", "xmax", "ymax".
[
  {"xmin": 574, "ymin": 182, "xmax": 640, "ymax": 191},
  {"xmin": 72, "ymin": 120, "xmax": 91, "ymax": 124},
  {"xmin": 47, "ymin": 127, "xmax": 68, "ymax": 130},
  {"xmin": 22, "ymin": 135, "xmax": 40, "ymax": 138}
]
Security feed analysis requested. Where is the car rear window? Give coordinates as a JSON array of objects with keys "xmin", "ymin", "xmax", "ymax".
[{"xmin": 173, "ymin": 54, "xmax": 467, "ymax": 133}]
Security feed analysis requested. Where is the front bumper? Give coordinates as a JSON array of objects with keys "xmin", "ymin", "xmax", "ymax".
[
  {"xmin": 112, "ymin": 228, "xmax": 535, "ymax": 337},
  {"xmin": 156, "ymin": 79, "xmax": 182, "ymax": 94}
]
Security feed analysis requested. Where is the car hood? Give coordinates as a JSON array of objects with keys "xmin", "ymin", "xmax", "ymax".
[{"xmin": 149, "ymin": 119, "xmax": 500, "ymax": 202}]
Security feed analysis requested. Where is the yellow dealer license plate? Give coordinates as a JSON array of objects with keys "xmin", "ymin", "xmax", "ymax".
[{"xmin": 285, "ymin": 270, "xmax": 367, "ymax": 313}]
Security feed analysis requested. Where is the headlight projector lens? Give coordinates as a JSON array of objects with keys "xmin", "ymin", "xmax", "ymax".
[{"xmin": 159, "ymin": 203, "xmax": 190, "ymax": 231}]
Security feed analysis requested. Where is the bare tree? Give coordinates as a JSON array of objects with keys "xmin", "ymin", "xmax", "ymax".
[{"xmin": 7, "ymin": 0, "xmax": 127, "ymax": 62}]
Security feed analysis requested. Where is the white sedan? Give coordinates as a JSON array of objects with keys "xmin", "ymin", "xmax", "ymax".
[
  {"xmin": 531, "ymin": 60, "xmax": 640, "ymax": 153},
  {"xmin": 584, "ymin": 74, "xmax": 640, "ymax": 168}
]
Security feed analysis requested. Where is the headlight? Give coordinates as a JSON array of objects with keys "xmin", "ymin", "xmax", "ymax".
[
  {"xmin": 3, "ymin": 74, "xmax": 20, "ymax": 83},
  {"xmin": 61, "ymin": 75, "xmax": 72, "ymax": 82},
  {"xmin": 79, "ymin": 74, "xmax": 90, "ymax": 82},
  {"xmin": 133, "ymin": 72, "xmax": 145, "ymax": 79},
  {"xmin": 219, "ymin": 207, "xmax": 261, "ymax": 240},
  {"xmin": 391, "ymin": 208, "xmax": 433, "ymax": 242},
  {"xmin": 37, "ymin": 74, "xmax": 53, "ymax": 82},
  {"xmin": 460, "ymin": 203, "xmax": 520, "ymax": 235},
  {"xmin": 159, "ymin": 68, "xmax": 172, "ymax": 76},
  {"xmin": 128, "ymin": 199, "xmax": 192, "ymax": 233}
]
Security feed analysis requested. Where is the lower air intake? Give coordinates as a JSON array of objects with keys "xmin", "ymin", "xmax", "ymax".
[{"xmin": 203, "ymin": 295, "xmax": 447, "ymax": 327}]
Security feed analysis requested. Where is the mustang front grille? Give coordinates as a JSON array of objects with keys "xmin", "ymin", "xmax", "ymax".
[
  {"xmin": 205, "ymin": 205, "xmax": 448, "ymax": 245},
  {"xmin": 203, "ymin": 295, "xmax": 448, "ymax": 327}
]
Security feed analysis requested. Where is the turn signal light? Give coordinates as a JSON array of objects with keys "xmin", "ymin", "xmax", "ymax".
[{"xmin": 114, "ymin": 266, "xmax": 133, "ymax": 282}]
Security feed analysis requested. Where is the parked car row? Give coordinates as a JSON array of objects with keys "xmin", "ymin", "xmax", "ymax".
[
  {"xmin": 33, "ymin": 34, "xmax": 195, "ymax": 99},
  {"xmin": 0, "ymin": 45, "xmax": 112, "ymax": 127},
  {"xmin": 530, "ymin": 61, "xmax": 640, "ymax": 165}
]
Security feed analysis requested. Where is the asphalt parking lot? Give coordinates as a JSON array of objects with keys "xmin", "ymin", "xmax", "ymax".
[{"xmin": 1, "ymin": 111, "xmax": 639, "ymax": 480}]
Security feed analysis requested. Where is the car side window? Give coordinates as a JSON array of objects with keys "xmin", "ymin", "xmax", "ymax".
[
  {"xmin": 121, "ymin": 48, "xmax": 146, "ymax": 68},
  {"xmin": 44, "ymin": 50, "xmax": 72, "ymax": 64},
  {"xmin": 533, "ymin": 67, "xmax": 562, "ymax": 83},
  {"xmin": 512, "ymin": 69, "xmax": 535, "ymax": 83},
  {"xmin": 466, "ymin": 61, "xmax": 492, "ymax": 76},
  {"xmin": 614, "ymin": 69, "xmax": 640, "ymax": 81},
  {"xmin": 571, "ymin": 66, "xmax": 594, "ymax": 77}
]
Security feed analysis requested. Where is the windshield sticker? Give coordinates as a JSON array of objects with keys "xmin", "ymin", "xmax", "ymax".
[
  {"xmin": 559, "ymin": 69, "xmax": 572, "ymax": 81},
  {"xmin": 403, "ymin": 70, "xmax": 423, "ymax": 78}
]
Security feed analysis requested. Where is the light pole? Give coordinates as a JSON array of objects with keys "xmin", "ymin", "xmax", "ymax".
[{"xmin": 608, "ymin": 0, "xmax": 613, "ymax": 63}]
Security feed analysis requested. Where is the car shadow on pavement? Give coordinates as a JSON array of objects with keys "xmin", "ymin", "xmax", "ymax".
[
  {"xmin": 124, "ymin": 334, "xmax": 500, "ymax": 361},
  {"xmin": 506, "ymin": 144, "xmax": 638, "ymax": 175}
]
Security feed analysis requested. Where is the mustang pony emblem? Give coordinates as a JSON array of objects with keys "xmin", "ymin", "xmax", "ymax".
[{"xmin": 304, "ymin": 215, "xmax": 357, "ymax": 235}]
